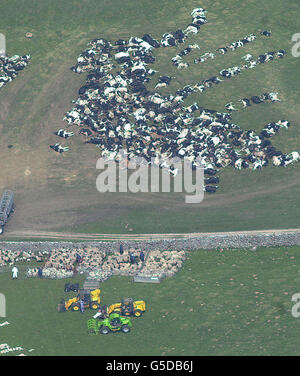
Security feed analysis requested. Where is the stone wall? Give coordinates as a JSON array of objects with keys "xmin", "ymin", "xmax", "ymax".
[{"xmin": 0, "ymin": 231, "xmax": 299, "ymax": 252}]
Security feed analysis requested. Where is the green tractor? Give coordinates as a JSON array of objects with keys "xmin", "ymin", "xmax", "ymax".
[{"xmin": 87, "ymin": 313, "xmax": 132, "ymax": 335}]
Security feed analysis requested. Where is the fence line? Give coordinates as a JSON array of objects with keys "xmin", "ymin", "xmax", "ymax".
[{"xmin": 0, "ymin": 231, "xmax": 299, "ymax": 253}]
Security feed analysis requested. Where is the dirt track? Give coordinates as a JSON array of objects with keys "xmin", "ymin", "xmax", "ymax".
[{"xmin": 5, "ymin": 228, "xmax": 300, "ymax": 241}]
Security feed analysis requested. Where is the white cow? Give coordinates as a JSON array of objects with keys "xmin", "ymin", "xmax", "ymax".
[
  {"xmin": 269, "ymin": 92, "xmax": 280, "ymax": 102},
  {"xmin": 272, "ymin": 155, "xmax": 282, "ymax": 166},
  {"xmin": 242, "ymin": 54, "xmax": 253, "ymax": 61}
]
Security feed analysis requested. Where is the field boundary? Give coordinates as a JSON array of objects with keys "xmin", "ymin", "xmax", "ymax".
[
  {"xmin": 0, "ymin": 229, "xmax": 299, "ymax": 251},
  {"xmin": 3, "ymin": 228, "xmax": 300, "ymax": 241}
]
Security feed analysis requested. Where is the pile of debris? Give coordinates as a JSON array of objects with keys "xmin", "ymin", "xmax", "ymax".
[
  {"xmin": 42, "ymin": 248, "xmax": 77, "ymax": 271},
  {"xmin": 76, "ymin": 247, "xmax": 106, "ymax": 273},
  {"xmin": 87, "ymin": 269, "xmax": 113, "ymax": 282},
  {"xmin": 0, "ymin": 250, "xmax": 48, "ymax": 267},
  {"xmin": 101, "ymin": 249, "xmax": 145, "ymax": 276},
  {"xmin": 18, "ymin": 248, "xmax": 187, "ymax": 280},
  {"xmin": 139, "ymin": 250, "xmax": 186, "ymax": 277}
]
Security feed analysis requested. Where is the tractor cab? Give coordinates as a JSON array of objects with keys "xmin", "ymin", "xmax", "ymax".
[
  {"xmin": 110, "ymin": 315, "xmax": 122, "ymax": 329},
  {"xmin": 78, "ymin": 289, "xmax": 91, "ymax": 305},
  {"xmin": 121, "ymin": 298, "xmax": 134, "ymax": 316},
  {"xmin": 78, "ymin": 289, "xmax": 101, "ymax": 309}
]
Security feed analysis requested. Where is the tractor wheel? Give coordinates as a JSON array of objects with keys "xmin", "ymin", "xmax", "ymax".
[
  {"xmin": 133, "ymin": 310, "xmax": 143, "ymax": 317},
  {"xmin": 121, "ymin": 325, "xmax": 131, "ymax": 333},
  {"xmin": 71, "ymin": 303, "xmax": 81, "ymax": 311},
  {"xmin": 112, "ymin": 308, "xmax": 121, "ymax": 315},
  {"xmin": 90, "ymin": 302, "xmax": 100, "ymax": 310},
  {"xmin": 64, "ymin": 283, "xmax": 70, "ymax": 292},
  {"xmin": 99, "ymin": 326, "xmax": 110, "ymax": 335}
]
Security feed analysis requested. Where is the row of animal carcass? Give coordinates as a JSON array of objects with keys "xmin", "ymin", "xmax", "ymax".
[
  {"xmin": 0, "ymin": 250, "xmax": 48, "ymax": 267},
  {"xmin": 27, "ymin": 267, "xmax": 74, "ymax": 279},
  {"xmin": 191, "ymin": 31, "xmax": 271, "ymax": 66},
  {"xmin": 0, "ymin": 55, "xmax": 30, "ymax": 88},
  {"xmin": 191, "ymin": 50, "xmax": 287, "ymax": 95},
  {"xmin": 86, "ymin": 269, "xmax": 113, "ymax": 282},
  {"xmin": 0, "ymin": 343, "xmax": 24, "ymax": 355},
  {"xmin": 225, "ymin": 92, "xmax": 280, "ymax": 112},
  {"xmin": 25, "ymin": 248, "xmax": 187, "ymax": 279},
  {"xmin": 42, "ymin": 248, "xmax": 80, "ymax": 271},
  {"xmin": 71, "ymin": 7, "xmax": 208, "ymax": 75},
  {"xmin": 173, "ymin": 32, "xmax": 260, "ymax": 68}
]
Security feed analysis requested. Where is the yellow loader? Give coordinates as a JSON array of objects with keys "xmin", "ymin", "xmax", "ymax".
[
  {"xmin": 58, "ymin": 289, "xmax": 101, "ymax": 312},
  {"xmin": 107, "ymin": 298, "xmax": 146, "ymax": 317}
]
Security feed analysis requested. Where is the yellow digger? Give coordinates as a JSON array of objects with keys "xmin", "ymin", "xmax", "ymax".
[
  {"xmin": 107, "ymin": 298, "xmax": 146, "ymax": 317},
  {"xmin": 58, "ymin": 289, "xmax": 101, "ymax": 312}
]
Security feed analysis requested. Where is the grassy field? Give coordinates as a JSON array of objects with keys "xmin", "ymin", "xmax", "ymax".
[
  {"xmin": 1, "ymin": 246, "xmax": 300, "ymax": 356},
  {"xmin": 0, "ymin": 0, "xmax": 299, "ymax": 235}
]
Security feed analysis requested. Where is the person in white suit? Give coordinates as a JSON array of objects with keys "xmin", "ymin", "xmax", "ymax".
[{"xmin": 12, "ymin": 266, "xmax": 18, "ymax": 279}]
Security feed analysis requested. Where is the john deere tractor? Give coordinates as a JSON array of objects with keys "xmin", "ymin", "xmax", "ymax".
[
  {"xmin": 58, "ymin": 288, "xmax": 101, "ymax": 312},
  {"xmin": 107, "ymin": 298, "xmax": 146, "ymax": 317},
  {"xmin": 87, "ymin": 313, "xmax": 132, "ymax": 335}
]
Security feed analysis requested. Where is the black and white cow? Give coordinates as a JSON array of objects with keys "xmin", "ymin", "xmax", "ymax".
[
  {"xmin": 50, "ymin": 143, "xmax": 69, "ymax": 153},
  {"xmin": 55, "ymin": 129, "xmax": 74, "ymax": 138}
]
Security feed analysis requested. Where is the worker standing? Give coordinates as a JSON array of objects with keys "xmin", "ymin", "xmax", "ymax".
[
  {"xmin": 12, "ymin": 266, "xmax": 18, "ymax": 280},
  {"xmin": 140, "ymin": 251, "xmax": 145, "ymax": 262},
  {"xmin": 73, "ymin": 266, "xmax": 78, "ymax": 277},
  {"xmin": 38, "ymin": 267, "xmax": 43, "ymax": 278},
  {"xmin": 119, "ymin": 244, "xmax": 124, "ymax": 255},
  {"xmin": 79, "ymin": 299, "xmax": 84, "ymax": 313},
  {"xmin": 130, "ymin": 252, "xmax": 135, "ymax": 264}
]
